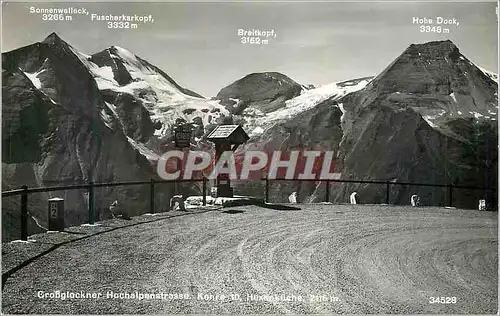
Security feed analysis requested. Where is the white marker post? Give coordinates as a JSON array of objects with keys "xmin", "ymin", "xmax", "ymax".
[
  {"xmin": 350, "ymin": 192, "xmax": 357, "ymax": 204},
  {"xmin": 478, "ymin": 199, "xmax": 486, "ymax": 211},
  {"xmin": 411, "ymin": 194, "xmax": 420, "ymax": 207}
]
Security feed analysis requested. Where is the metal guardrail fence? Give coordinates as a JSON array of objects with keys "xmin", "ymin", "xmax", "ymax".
[
  {"xmin": 2, "ymin": 178, "xmax": 209, "ymax": 241},
  {"xmin": 262, "ymin": 178, "xmax": 496, "ymax": 205},
  {"xmin": 2, "ymin": 177, "xmax": 495, "ymax": 241}
]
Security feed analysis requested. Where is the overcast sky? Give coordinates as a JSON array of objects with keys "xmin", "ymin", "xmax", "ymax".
[{"xmin": 2, "ymin": 1, "xmax": 498, "ymax": 97}]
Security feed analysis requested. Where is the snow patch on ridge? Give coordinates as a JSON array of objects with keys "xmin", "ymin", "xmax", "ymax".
[
  {"xmin": 423, "ymin": 117, "xmax": 439, "ymax": 128},
  {"xmin": 100, "ymin": 109, "xmax": 114, "ymax": 130},
  {"xmin": 337, "ymin": 103, "xmax": 346, "ymax": 122},
  {"xmin": 472, "ymin": 62, "xmax": 498, "ymax": 83},
  {"xmin": 113, "ymin": 46, "xmax": 143, "ymax": 69},
  {"xmin": 422, "ymin": 109, "xmax": 446, "ymax": 129},
  {"xmin": 263, "ymin": 79, "xmax": 370, "ymax": 124},
  {"xmin": 21, "ymin": 67, "xmax": 60, "ymax": 105},
  {"xmin": 105, "ymin": 102, "xmax": 119, "ymax": 118},
  {"xmin": 250, "ymin": 126, "xmax": 264, "ymax": 136},
  {"xmin": 104, "ymin": 101, "xmax": 129, "ymax": 136},
  {"xmin": 43, "ymin": 93, "xmax": 57, "ymax": 104},
  {"xmin": 22, "ymin": 69, "xmax": 45, "ymax": 89}
]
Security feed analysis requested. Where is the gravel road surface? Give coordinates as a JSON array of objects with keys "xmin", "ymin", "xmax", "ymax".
[{"xmin": 2, "ymin": 205, "xmax": 497, "ymax": 314}]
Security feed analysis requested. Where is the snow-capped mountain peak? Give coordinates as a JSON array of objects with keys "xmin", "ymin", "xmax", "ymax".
[
  {"xmin": 108, "ymin": 45, "xmax": 148, "ymax": 71},
  {"xmin": 229, "ymin": 77, "xmax": 373, "ymax": 137},
  {"xmin": 83, "ymin": 44, "xmax": 229, "ymax": 140}
]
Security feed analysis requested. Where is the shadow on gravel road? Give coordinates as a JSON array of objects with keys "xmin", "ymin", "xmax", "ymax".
[
  {"xmin": 259, "ymin": 203, "xmax": 302, "ymax": 211},
  {"xmin": 222, "ymin": 209, "xmax": 246, "ymax": 214},
  {"xmin": 221, "ymin": 198, "xmax": 302, "ymax": 211}
]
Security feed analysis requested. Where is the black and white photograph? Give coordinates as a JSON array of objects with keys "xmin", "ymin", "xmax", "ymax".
[{"xmin": 1, "ymin": 0, "xmax": 498, "ymax": 314}]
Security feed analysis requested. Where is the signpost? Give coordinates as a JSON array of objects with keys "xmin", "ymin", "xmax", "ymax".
[
  {"xmin": 174, "ymin": 124, "xmax": 193, "ymax": 149},
  {"xmin": 173, "ymin": 123, "xmax": 193, "ymax": 195},
  {"xmin": 207, "ymin": 124, "xmax": 249, "ymax": 197}
]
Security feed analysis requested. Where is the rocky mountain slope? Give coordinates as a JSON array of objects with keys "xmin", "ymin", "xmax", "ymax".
[{"xmin": 333, "ymin": 40, "xmax": 497, "ymax": 208}]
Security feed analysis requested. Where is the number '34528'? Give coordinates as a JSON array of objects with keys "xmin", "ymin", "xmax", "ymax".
[{"xmin": 429, "ymin": 297, "xmax": 457, "ymax": 304}]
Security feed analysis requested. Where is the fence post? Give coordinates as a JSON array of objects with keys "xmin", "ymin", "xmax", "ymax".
[
  {"xmin": 448, "ymin": 185, "xmax": 453, "ymax": 207},
  {"xmin": 265, "ymin": 178, "xmax": 269, "ymax": 203},
  {"xmin": 202, "ymin": 177, "xmax": 207, "ymax": 206},
  {"xmin": 385, "ymin": 181, "xmax": 390, "ymax": 204},
  {"xmin": 150, "ymin": 178, "xmax": 155, "ymax": 213},
  {"xmin": 20, "ymin": 185, "xmax": 28, "ymax": 241},
  {"xmin": 89, "ymin": 181, "xmax": 95, "ymax": 224},
  {"xmin": 325, "ymin": 181, "xmax": 330, "ymax": 202}
]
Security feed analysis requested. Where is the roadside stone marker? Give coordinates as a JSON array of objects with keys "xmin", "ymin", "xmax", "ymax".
[
  {"xmin": 48, "ymin": 197, "xmax": 65, "ymax": 231},
  {"xmin": 171, "ymin": 195, "xmax": 186, "ymax": 211},
  {"xmin": 350, "ymin": 192, "xmax": 358, "ymax": 204},
  {"xmin": 411, "ymin": 194, "xmax": 420, "ymax": 207},
  {"xmin": 478, "ymin": 199, "xmax": 486, "ymax": 211}
]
